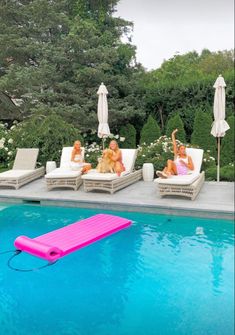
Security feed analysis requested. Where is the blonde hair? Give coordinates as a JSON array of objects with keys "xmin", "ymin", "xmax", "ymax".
[
  {"xmin": 73, "ymin": 140, "xmax": 81, "ymax": 147},
  {"xmin": 109, "ymin": 140, "xmax": 119, "ymax": 150}
]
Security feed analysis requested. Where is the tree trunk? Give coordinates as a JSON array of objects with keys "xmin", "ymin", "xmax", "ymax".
[{"xmin": 158, "ymin": 106, "xmax": 164, "ymax": 130}]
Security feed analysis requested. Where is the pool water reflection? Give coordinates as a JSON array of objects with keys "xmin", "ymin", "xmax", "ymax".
[{"xmin": 0, "ymin": 204, "xmax": 234, "ymax": 335}]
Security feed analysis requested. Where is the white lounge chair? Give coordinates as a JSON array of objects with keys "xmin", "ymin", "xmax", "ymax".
[
  {"xmin": 45, "ymin": 147, "xmax": 84, "ymax": 191},
  {"xmin": 82, "ymin": 149, "xmax": 142, "ymax": 194},
  {"xmin": 0, "ymin": 148, "xmax": 44, "ymax": 189},
  {"xmin": 155, "ymin": 148, "xmax": 205, "ymax": 200}
]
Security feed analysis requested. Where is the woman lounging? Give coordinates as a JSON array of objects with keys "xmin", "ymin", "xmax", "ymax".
[
  {"xmin": 97, "ymin": 140, "xmax": 125, "ymax": 176},
  {"xmin": 70, "ymin": 140, "xmax": 91, "ymax": 173},
  {"xmin": 156, "ymin": 129, "xmax": 194, "ymax": 178}
]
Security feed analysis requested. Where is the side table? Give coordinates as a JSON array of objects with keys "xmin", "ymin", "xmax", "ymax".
[
  {"xmin": 142, "ymin": 163, "xmax": 154, "ymax": 181},
  {"xmin": 46, "ymin": 161, "xmax": 57, "ymax": 174}
]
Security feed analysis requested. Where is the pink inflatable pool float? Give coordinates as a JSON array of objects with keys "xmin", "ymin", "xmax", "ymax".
[{"xmin": 14, "ymin": 214, "xmax": 132, "ymax": 262}]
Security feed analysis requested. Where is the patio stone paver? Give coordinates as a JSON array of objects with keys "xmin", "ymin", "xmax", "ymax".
[{"xmin": 0, "ymin": 178, "xmax": 234, "ymax": 220}]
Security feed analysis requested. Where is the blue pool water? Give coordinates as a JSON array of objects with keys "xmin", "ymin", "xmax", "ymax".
[{"xmin": 0, "ymin": 203, "xmax": 234, "ymax": 335}]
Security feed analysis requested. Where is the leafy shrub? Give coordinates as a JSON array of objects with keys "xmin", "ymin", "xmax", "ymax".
[
  {"xmin": 135, "ymin": 136, "xmax": 216, "ymax": 174},
  {"xmin": 7, "ymin": 114, "xmax": 82, "ymax": 166},
  {"xmin": 84, "ymin": 142, "xmax": 102, "ymax": 168},
  {"xmin": 119, "ymin": 124, "xmax": 136, "ymax": 148},
  {"xmin": 206, "ymin": 164, "xmax": 234, "ymax": 181},
  {"xmin": 221, "ymin": 115, "xmax": 234, "ymax": 166},
  {"xmin": 135, "ymin": 135, "xmax": 181, "ymax": 171},
  {"xmin": 189, "ymin": 144, "xmax": 216, "ymax": 171},
  {"xmin": 201, "ymin": 150, "xmax": 216, "ymax": 171},
  {"xmin": 191, "ymin": 110, "xmax": 216, "ymax": 157},
  {"xmin": 140, "ymin": 115, "xmax": 161, "ymax": 145},
  {"xmin": 0, "ymin": 122, "xmax": 9, "ymax": 166},
  {"xmin": 165, "ymin": 114, "xmax": 186, "ymax": 143}
]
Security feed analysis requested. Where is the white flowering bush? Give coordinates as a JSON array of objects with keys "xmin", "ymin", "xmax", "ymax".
[
  {"xmin": 190, "ymin": 146, "xmax": 216, "ymax": 171},
  {"xmin": 1, "ymin": 116, "xmax": 82, "ymax": 166},
  {"xmin": 135, "ymin": 136, "xmax": 180, "ymax": 171},
  {"xmin": 84, "ymin": 142, "xmax": 102, "ymax": 167},
  {"xmin": 0, "ymin": 122, "xmax": 13, "ymax": 167},
  {"xmin": 135, "ymin": 136, "xmax": 216, "ymax": 173}
]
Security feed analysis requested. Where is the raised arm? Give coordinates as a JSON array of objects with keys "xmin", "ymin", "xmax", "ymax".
[{"xmin": 171, "ymin": 129, "xmax": 178, "ymax": 156}]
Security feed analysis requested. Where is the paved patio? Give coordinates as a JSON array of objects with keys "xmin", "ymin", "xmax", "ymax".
[{"xmin": 0, "ymin": 177, "xmax": 234, "ymax": 220}]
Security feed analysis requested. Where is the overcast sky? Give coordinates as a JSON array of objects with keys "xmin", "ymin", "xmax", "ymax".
[{"xmin": 115, "ymin": 0, "xmax": 234, "ymax": 70}]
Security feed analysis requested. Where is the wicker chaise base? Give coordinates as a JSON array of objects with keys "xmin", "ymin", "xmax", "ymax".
[
  {"xmin": 83, "ymin": 169, "xmax": 142, "ymax": 194},
  {"xmin": 157, "ymin": 171, "xmax": 205, "ymax": 200},
  {"xmin": 46, "ymin": 176, "xmax": 82, "ymax": 191},
  {"xmin": 0, "ymin": 167, "xmax": 45, "ymax": 190}
]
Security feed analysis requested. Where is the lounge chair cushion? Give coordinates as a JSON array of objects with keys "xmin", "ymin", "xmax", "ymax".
[
  {"xmin": 45, "ymin": 168, "xmax": 82, "ymax": 179},
  {"xmin": 185, "ymin": 148, "xmax": 203, "ymax": 174},
  {"xmin": 45, "ymin": 146, "xmax": 85, "ymax": 179},
  {"xmin": 155, "ymin": 172, "xmax": 201, "ymax": 185},
  {"xmin": 13, "ymin": 148, "xmax": 39, "ymax": 170},
  {"xmin": 82, "ymin": 149, "xmax": 137, "ymax": 181},
  {"xmin": 155, "ymin": 148, "xmax": 204, "ymax": 185},
  {"xmin": 82, "ymin": 170, "xmax": 129, "ymax": 181},
  {"xmin": 60, "ymin": 147, "xmax": 85, "ymax": 169},
  {"xmin": 0, "ymin": 169, "xmax": 36, "ymax": 179},
  {"xmin": 121, "ymin": 149, "xmax": 137, "ymax": 173}
]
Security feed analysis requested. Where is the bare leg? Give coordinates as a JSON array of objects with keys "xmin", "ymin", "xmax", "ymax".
[
  {"xmin": 156, "ymin": 160, "xmax": 177, "ymax": 178},
  {"xmin": 164, "ymin": 160, "xmax": 177, "ymax": 175},
  {"xmin": 115, "ymin": 162, "xmax": 124, "ymax": 176},
  {"xmin": 82, "ymin": 163, "xmax": 91, "ymax": 174}
]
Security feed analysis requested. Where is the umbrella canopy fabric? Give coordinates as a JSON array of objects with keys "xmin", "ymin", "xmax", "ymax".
[
  {"xmin": 97, "ymin": 82, "xmax": 110, "ymax": 139},
  {"xmin": 211, "ymin": 75, "xmax": 230, "ymax": 137},
  {"xmin": 211, "ymin": 75, "xmax": 230, "ymax": 182}
]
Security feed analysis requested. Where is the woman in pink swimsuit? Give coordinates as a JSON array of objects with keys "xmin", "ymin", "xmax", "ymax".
[
  {"xmin": 108, "ymin": 140, "xmax": 125, "ymax": 176},
  {"xmin": 156, "ymin": 129, "xmax": 194, "ymax": 178}
]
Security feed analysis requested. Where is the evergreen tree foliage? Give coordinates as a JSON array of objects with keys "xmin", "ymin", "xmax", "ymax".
[
  {"xmin": 221, "ymin": 115, "xmax": 234, "ymax": 166},
  {"xmin": 0, "ymin": 0, "xmax": 233, "ymax": 141},
  {"xmin": 140, "ymin": 115, "xmax": 161, "ymax": 145},
  {"xmin": 165, "ymin": 114, "xmax": 186, "ymax": 143},
  {"xmin": 0, "ymin": 0, "xmax": 145, "ymax": 131},
  {"xmin": 119, "ymin": 124, "xmax": 136, "ymax": 148},
  {"xmin": 191, "ymin": 110, "xmax": 216, "ymax": 156},
  {"xmin": 141, "ymin": 50, "xmax": 234, "ymax": 139}
]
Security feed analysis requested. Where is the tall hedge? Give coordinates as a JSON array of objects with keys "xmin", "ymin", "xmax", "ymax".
[
  {"xmin": 140, "ymin": 115, "xmax": 161, "ymax": 145},
  {"xmin": 221, "ymin": 115, "xmax": 234, "ymax": 166},
  {"xmin": 165, "ymin": 114, "xmax": 186, "ymax": 143},
  {"xmin": 119, "ymin": 124, "xmax": 136, "ymax": 148},
  {"xmin": 8, "ymin": 114, "xmax": 82, "ymax": 165},
  {"xmin": 191, "ymin": 111, "xmax": 216, "ymax": 157}
]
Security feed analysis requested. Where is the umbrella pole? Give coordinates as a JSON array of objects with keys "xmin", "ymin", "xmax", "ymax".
[{"xmin": 217, "ymin": 137, "xmax": 220, "ymax": 182}]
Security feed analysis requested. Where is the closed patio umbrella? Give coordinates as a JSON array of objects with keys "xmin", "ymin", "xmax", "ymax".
[
  {"xmin": 211, "ymin": 75, "xmax": 230, "ymax": 182},
  {"xmin": 97, "ymin": 82, "xmax": 110, "ymax": 148}
]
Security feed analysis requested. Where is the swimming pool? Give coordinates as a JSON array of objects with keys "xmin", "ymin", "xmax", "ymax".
[{"xmin": 0, "ymin": 203, "xmax": 234, "ymax": 335}]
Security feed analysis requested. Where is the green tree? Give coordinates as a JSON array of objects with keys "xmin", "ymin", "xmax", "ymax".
[
  {"xmin": 165, "ymin": 114, "xmax": 186, "ymax": 143},
  {"xmin": 140, "ymin": 50, "xmax": 234, "ymax": 139},
  {"xmin": 221, "ymin": 115, "xmax": 235, "ymax": 166},
  {"xmin": 140, "ymin": 115, "xmax": 161, "ymax": 145},
  {"xmin": 191, "ymin": 110, "xmax": 216, "ymax": 156},
  {"xmin": 0, "ymin": 0, "xmax": 145, "ymax": 131},
  {"xmin": 8, "ymin": 113, "xmax": 82, "ymax": 165},
  {"xmin": 119, "ymin": 124, "xmax": 136, "ymax": 148}
]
